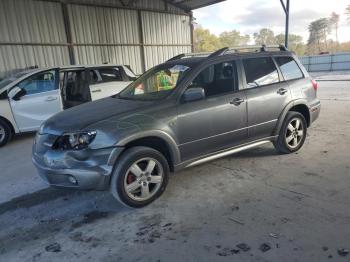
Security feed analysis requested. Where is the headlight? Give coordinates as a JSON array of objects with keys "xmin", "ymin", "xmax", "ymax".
[{"xmin": 53, "ymin": 131, "xmax": 97, "ymax": 150}]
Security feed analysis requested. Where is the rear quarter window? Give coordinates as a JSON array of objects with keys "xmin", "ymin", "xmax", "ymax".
[{"xmin": 275, "ymin": 57, "xmax": 304, "ymax": 81}]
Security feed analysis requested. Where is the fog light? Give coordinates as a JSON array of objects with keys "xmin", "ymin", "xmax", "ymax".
[{"xmin": 68, "ymin": 175, "xmax": 78, "ymax": 185}]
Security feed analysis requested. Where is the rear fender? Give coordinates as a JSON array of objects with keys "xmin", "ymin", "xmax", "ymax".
[{"xmin": 273, "ymin": 99, "xmax": 309, "ymax": 136}]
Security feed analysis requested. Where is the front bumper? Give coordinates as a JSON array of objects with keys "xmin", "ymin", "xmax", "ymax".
[{"xmin": 32, "ymin": 133, "xmax": 124, "ymax": 190}]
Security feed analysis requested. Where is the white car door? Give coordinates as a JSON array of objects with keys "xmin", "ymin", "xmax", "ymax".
[
  {"xmin": 89, "ymin": 67, "xmax": 131, "ymax": 101},
  {"xmin": 9, "ymin": 69, "xmax": 60, "ymax": 132}
]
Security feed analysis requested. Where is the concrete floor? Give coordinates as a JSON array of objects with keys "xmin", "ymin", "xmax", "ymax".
[{"xmin": 0, "ymin": 81, "xmax": 349, "ymax": 262}]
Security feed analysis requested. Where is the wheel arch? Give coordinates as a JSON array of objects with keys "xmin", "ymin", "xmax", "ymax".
[
  {"xmin": 274, "ymin": 100, "xmax": 310, "ymax": 136},
  {"xmin": 116, "ymin": 131, "xmax": 180, "ymax": 172},
  {"xmin": 0, "ymin": 115, "xmax": 15, "ymax": 136}
]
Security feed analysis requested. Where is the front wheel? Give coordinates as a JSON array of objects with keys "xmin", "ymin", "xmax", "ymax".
[
  {"xmin": 0, "ymin": 119, "xmax": 12, "ymax": 147},
  {"xmin": 274, "ymin": 111, "xmax": 307, "ymax": 154},
  {"xmin": 110, "ymin": 146, "xmax": 169, "ymax": 208}
]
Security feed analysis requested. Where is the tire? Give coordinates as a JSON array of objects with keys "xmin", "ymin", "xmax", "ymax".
[
  {"xmin": 0, "ymin": 119, "xmax": 12, "ymax": 147},
  {"xmin": 274, "ymin": 111, "xmax": 307, "ymax": 154},
  {"xmin": 110, "ymin": 146, "xmax": 169, "ymax": 208}
]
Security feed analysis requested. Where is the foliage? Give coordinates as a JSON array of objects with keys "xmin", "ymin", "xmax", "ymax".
[
  {"xmin": 193, "ymin": 27, "xmax": 221, "ymax": 52},
  {"xmin": 307, "ymin": 18, "xmax": 330, "ymax": 53},
  {"xmin": 346, "ymin": 5, "xmax": 350, "ymax": 21},
  {"xmin": 219, "ymin": 30, "xmax": 250, "ymax": 47},
  {"xmin": 253, "ymin": 28, "xmax": 275, "ymax": 45},
  {"xmin": 275, "ymin": 34, "xmax": 305, "ymax": 56},
  {"xmin": 193, "ymin": 26, "xmax": 250, "ymax": 52},
  {"xmin": 329, "ymin": 12, "xmax": 340, "ymax": 43}
]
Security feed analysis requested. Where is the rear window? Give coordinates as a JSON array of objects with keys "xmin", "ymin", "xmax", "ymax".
[
  {"xmin": 243, "ymin": 57, "xmax": 279, "ymax": 88},
  {"xmin": 275, "ymin": 57, "xmax": 304, "ymax": 81}
]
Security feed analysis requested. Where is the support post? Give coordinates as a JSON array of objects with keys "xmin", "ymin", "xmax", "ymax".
[
  {"xmin": 137, "ymin": 10, "xmax": 146, "ymax": 73},
  {"xmin": 190, "ymin": 11, "xmax": 194, "ymax": 52},
  {"xmin": 280, "ymin": 0, "xmax": 290, "ymax": 48},
  {"xmin": 61, "ymin": 2, "xmax": 75, "ymax": 65}
]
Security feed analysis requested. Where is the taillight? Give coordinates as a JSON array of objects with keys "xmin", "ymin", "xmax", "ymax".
[{"xmin": 311, "ymin": 79, "xmax": 318, "ymax": 91}]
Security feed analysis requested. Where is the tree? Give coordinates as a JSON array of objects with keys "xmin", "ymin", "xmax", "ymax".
[
  {"xmin": 218, "ymin": 30, "xmax": 250, "ymax": 47},
  {"xmin": 346, "ymin": 5, "xmax": 350, "ymax": 21},
  {"xmin": 275, "ymin": 33, "xmax": 305, "ymax": 56},
  {"xmin": 253, "ymin": 28, "xmax": 275, "ymax": 45},
  {"xmin": 193, "ymin": 26, "xmax": 221, "ymax": 52},
  {"xmin": 329, "ymin": 12, "xmax": 340, "ymax": 43},
  {"xmin": 307, "ymin": 18, "xmax": 329, "ymax": 53}
]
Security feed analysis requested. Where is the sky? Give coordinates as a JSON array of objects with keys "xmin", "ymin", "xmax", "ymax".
[{"xmin": 193, "ymin": 0, "xmax": 350, "ymax": 43}]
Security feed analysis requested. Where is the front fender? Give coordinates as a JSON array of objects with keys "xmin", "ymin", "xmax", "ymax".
[{"xmin": 116, "ymin": 130, "xmax": 181, "ymax": 166}]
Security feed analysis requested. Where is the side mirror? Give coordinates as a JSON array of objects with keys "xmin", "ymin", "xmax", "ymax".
[
  {"xmin": 182, "ymin": 87, "xmax": 205, "ymax": 103},
  {"xmin": 8, "ymin": 86, "xmax": 26, "ymax": 101}
]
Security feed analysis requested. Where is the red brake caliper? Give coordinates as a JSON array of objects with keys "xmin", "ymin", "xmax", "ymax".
[{"xmin": 127, "ymin": 173, "xmax": 136, "ymax": 184}]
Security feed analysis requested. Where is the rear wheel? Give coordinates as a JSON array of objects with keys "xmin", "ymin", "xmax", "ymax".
[
  {"xmin": 110, "ymin": 146, "xmax": 169, "ymax": 208},
  {"xmin": 0, "ymin": 119, "xmax": 12, "ymax": 147},
  {"xmin": 274, "ymin": 111, "xmax": 307, "ymax": 154}
]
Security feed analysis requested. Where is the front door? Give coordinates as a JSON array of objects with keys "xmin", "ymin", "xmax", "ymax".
[
  {"xmin": 241, "ymin": 57, "xmax": 291, "ymax": 140},
  {"xmin": 9, "ymin": 69, "xmax": 60, "ymax": 132},
  {"xmin": 177, "ymin": 60, "xmax": 248, "ymax": 162}
]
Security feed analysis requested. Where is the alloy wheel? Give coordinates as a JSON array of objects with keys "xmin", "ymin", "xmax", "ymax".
[
  {"xmin": 285, "ymin": 118, "xmax": 304, "ymax": 149},
  {"xmin": 123, "ymin": 157, "xmax": 164, "ymax": 201}
]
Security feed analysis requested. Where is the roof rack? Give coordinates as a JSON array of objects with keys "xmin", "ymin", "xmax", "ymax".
[
  {"xmin": 224, "ymin": 44, "xmax": 287, "ymax": 54},
  {"xmin": 166, "ymin": 44, "xmax": 288, "ymax": 62}
]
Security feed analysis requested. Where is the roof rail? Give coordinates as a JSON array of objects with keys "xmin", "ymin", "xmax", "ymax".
[
  {"xmin": 166, "ymin": 52, "xmax": 212, "ymax": 62},
  {"xmin": 208, "ymin": 47, "xmax": 229, "ymax": 58},
  {"xmin": 166, "ymin": 44, "xmax": 288, "ymax": 62},
  {"xmin": 224, "ymin": 44, "xmax": 288, "ymax": 54}
]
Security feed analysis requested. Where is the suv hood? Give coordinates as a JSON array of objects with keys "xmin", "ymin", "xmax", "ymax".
[{"xmin": 41, "ymin": 97, "xmax": 152, "ymax": 135}]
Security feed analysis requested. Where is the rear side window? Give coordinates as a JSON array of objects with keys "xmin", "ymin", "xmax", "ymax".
[
  {"xmin": 98, "ymin": 68, "xmax": 122, "ymax": 82},
  {"xmin": 275, "ymin": 57, "xmax": 303, "ymax": 81},
  {"xmin": 243, "ymin": 57, "xmax": 279, "ymax": 88}
]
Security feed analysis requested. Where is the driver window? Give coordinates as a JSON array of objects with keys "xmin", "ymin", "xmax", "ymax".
[
  {"xmin": 191, "ymin": 61, "xmax": 238, "ymax": 97},
  {"xmin": 18, "ymin": 70, "xmax": 57, "ymax": 95}
]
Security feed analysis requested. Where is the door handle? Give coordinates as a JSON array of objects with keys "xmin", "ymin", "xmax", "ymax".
[
  {"xmin": 45, "ymin": 96, "xmax": 58, "ymax": 102},
  {"xmin": 91, "ymin": 89, "xmax": 102, "ymax": 93},
  {"xmin": 230, "ymin": 98, "xmax": 245, "ymax": 106},
  {"xmin": 277, "ymin": 88, "xmax": 288, "ymax": 95}
]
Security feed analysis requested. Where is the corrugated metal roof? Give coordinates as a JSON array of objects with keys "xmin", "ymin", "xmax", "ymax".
[{"xmin": 165, "ymin": 0, "xmax": 226, "ymax": 11}]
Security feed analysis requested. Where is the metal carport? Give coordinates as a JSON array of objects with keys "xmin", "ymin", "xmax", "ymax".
[
  {"xmin": 0, "ymin": 0, "xmax": 225, "ymax": 78},
  {"xmin": 0, "ymin": 0, "xmax": 290, "ymax": 79}
]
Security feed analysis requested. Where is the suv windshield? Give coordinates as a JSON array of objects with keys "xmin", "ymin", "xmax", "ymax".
[
  {"xmin": 0, "ymin": 70, "xmax": 34, "ymax": 90},
  {"xmin": 118, "ymin": 64, "xmax": 190, "ymax": 100}
]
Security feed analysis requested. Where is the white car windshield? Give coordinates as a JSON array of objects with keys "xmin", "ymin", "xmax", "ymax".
[{"xmin": 0, "ymin": 70, "xmax": 34, "ymax": 91}]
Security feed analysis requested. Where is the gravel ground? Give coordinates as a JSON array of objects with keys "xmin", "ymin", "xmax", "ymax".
[{"xmin": 0, "ymin": 80, "xmax": 349, "ymax": 262}]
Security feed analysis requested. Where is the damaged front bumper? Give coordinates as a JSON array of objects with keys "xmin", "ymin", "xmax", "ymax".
[{"xmin": 32, "ymin": 133, "xmax": 124, "ymax": 190}]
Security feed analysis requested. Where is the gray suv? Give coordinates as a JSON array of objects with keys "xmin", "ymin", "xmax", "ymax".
[{"xmin": 32, "ymin": 45, "xmax": 321, "ymax": 208}]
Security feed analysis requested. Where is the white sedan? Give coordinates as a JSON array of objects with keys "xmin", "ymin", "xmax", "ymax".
[{"xmin": 0, "ymin": 64, "xmax": 137, "ymax": 146}]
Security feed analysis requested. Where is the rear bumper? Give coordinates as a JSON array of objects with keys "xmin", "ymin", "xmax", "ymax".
[
  {"xmin": 310, "ymin": 100, "xmax": 321, "ymax": 124},
  {"xmin": 32, "ymin": 134, "xmax": 124, "ymax": 190}
]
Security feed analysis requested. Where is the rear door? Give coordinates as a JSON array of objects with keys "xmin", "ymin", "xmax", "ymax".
[
  {"xmin": 89, "ymin": 67, "xmax": 131, "ymax": 100},
  {"xmin": 241, "ymin": 56, "xmax": 291, "ymax": 141},
  {"xmin": 9, "ymin": 69, "xmax": 60, "ymax": 132}
]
